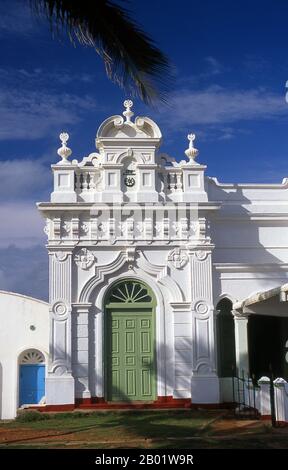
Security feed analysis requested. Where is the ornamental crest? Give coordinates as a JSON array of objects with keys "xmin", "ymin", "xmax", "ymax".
[
  {"xmin": 167, "ymin": 247, "xmax": 189, "ymax": 269},
  {"xmin": 74, "ymin": 248, "xmax": 96, "ymax": 270}
]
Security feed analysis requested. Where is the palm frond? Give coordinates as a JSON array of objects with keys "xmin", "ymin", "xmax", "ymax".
[{"xmin": 30, "ymin": 0, "xmax": 173, "ymax": 105}]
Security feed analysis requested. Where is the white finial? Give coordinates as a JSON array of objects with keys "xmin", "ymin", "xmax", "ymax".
[
  {"xmin": 185, "ymin": 133, "xmax": 199, "ymax": 164},
  {"xmin": 57, "ymin": 132, "xmax": 72, "ymax": 164},
  {"xmin": 123, "ymin": 99, "xmax": 134, "ymax": 123}
]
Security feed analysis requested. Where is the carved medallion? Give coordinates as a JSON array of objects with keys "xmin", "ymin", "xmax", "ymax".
[
  {"xmin": 52, "ymin": 301, "xmax": 68, "ymax": 316},
  {"xmin": 194, "ymin": 301, "xmax": 209, "ymax": 315},
  {"xmin": 74, "ymin": 248, "xmax": 96, "ymax": 270},
  {"xmin": 167, "ymin": 247, "xmax": 188, "ymax": 269}
]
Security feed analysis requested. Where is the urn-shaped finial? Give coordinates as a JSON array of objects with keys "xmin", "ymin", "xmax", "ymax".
[
  {"xmin": 57, "ymin": 132, "xmax": 72, "ymax": 164},
  {"xmin": 185, "ymin": 133, "xmax": 199, "ymax": 164},
  {"xmin": 123, "ymin": 99, "xmax": 134, "ymax": 123}
]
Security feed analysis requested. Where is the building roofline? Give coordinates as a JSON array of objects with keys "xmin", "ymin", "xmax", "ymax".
[{"xmin": 0, "ymin": 290, "xmax": 49, "ymax": 306}]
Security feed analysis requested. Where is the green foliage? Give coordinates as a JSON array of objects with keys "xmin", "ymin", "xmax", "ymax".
[
  {"xmin": 30, "ymin": 0, "xmax": 173, "ymax": 105},
  {"xmin": 16, "ymin": 410, "xmax": 50, "ymax": 422},
  {"xmin": 50, "ymin": 411, "xmax": 92, "ymax": 420}
]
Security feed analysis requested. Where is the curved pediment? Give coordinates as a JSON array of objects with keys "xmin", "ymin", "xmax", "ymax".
[{"xmin": 96, "ymin": 101, "xmax": 162, "ymax": 141}]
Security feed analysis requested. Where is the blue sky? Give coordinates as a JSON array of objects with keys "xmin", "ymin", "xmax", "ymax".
[{"xmin": 1, "ymin": 0, "xmax": 288, "ymax": 300}]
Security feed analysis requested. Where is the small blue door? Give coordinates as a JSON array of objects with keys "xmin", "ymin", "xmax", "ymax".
[{"xmin": 19, "ymin": 365, "xmax": 45, "ymax": 406}]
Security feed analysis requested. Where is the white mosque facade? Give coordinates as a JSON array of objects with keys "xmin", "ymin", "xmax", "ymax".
[{"xmin": 1, "ymin": 101, "xmax": 288, "ymax": 419}]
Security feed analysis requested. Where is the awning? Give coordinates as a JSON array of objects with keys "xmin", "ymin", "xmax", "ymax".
[{"xmin": 233, "ymin": 283, "xmax": 288, "ymax": 314}]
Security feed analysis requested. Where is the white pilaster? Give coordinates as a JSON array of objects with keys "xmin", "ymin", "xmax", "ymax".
[
  {"xmin": 233, "ymin": 312, "xmax": 249, "ymax": 375},
  {"xmin": 46, "ymin": 250, "xmax": 75, "ymax": 405},
  {"xmin": 72, "ymin": 303, "xmax": 92, "ymax": 399},
  {"xmin": 190, "ymin": 249, "xmax": 220, "ymax": 403}
]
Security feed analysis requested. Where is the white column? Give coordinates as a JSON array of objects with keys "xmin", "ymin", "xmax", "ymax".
[{"xmin": 233, "ymin": 312, "xmax": 249, "ymax": 376}]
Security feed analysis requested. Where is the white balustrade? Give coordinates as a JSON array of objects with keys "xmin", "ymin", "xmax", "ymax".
[{"xmin": 75, "ymin": 170, "xmax": 101, "ymax": 195}]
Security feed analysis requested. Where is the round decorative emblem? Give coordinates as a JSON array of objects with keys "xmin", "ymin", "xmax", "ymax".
[
  {"xmin": 195, "ymin": 301, "xmax": 209, "ymax": 315},
  {"xmin": 124, "ymin": 176, "xmax": 135, "ymax": 187},
  {"xmin": 53, "ymin": 301, "xmax": 68, "ymax": 317},
  {"xmin": 74, "ymin": 248, "xmax": 96, "ymax": 270}
]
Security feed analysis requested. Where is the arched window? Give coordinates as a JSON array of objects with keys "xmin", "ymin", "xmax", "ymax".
[
  {"xmin": 216, "ymin": 298, "xmax": 236, "ymax": 377},
  {"xmin": 106, "ymin": 280, "xmax": 154, "ymax": 305},
  {"xmin": 20, "ymin": 349, "xmax": 45, "ymax": 364}
]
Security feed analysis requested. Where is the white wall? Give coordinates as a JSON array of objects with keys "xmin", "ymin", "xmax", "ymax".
[
  {"xmin": 208, "ymin": 178, "xmax": 288, "ymax": 304},
  {"xmin": 0, "ymin": 291, "xmax": 49, "ymax": 419}
]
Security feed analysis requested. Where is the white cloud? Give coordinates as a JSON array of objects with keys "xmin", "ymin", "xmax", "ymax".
[
  {"xmin": 0, "ymin": 245, "xmax": 48, "ymax": 300},
  {"xmin": 0, "ymin": 202, "xmax": 45, "ymax": 248},
  {"xmin": 0, "ymin": 158, "xmax": 50, "ymax": 200},
  {"xmin": 160, "ymin": 86, "xmax": 288, "ymax": 128},
  {"xmin": 0, "ymin": 64, "xmax": 99, "ymax": 140},
  {"xmin": 0, "ymin": 88, "xmax": 96, "ymax": 140}
]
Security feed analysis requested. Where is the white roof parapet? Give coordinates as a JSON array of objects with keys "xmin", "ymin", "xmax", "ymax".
[{"xmin": 233, "ymin": 282, "xmax": 288, "ymax": 311}]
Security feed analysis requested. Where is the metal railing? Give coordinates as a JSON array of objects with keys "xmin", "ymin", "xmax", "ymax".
[{"xmin": 232, "ymin": 369, "xmax": 259, "ymax": 420}]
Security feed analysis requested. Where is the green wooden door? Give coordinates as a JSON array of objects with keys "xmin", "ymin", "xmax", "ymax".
[{"xmin": 105, "ymin": 280, "xmax": 156, "ymax": 402}]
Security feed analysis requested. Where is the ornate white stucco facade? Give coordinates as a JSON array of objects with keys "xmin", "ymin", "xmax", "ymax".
[
  {"xmin": 34, "ymin": 101, "xmax": 288, "ymax": 408},
  {"xmin": 2, "ymin": 101, "xmax": 288, "ymax": 420}
]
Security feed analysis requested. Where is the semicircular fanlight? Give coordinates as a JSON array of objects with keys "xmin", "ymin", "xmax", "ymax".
[
  {"xmin": 20, "ymin": 349, "xmax": 45, "ymax": 364},
  {"xmin": 108, "ymin": 281, "xmax": 152, "ymax": 304}
]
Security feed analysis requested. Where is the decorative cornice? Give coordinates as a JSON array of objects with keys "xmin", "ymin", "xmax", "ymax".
[{"xmin": 37, "ymin": 202, "xmax": 221, "ymax": 211}]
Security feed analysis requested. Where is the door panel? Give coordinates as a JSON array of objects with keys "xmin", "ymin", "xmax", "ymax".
[
  {"xmin": 106, "ymin": 310, "xmax": 156, "ymax": 401},
  {"xmin": 19, "ymin": 364, "xmax": 45, "ymax": 406}
]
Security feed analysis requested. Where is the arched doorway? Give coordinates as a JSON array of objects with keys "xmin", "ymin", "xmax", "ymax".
[
  {"xmin": 216, "ymin": 299, "xmax": 236, "ymax": 377},
  {"xmin": 105, "ymin": 279, "xmax": 157, "ymax": 402},
  {"xmin": 19, "ymin": 349, "xmax": 45, "ymax": 406}
]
